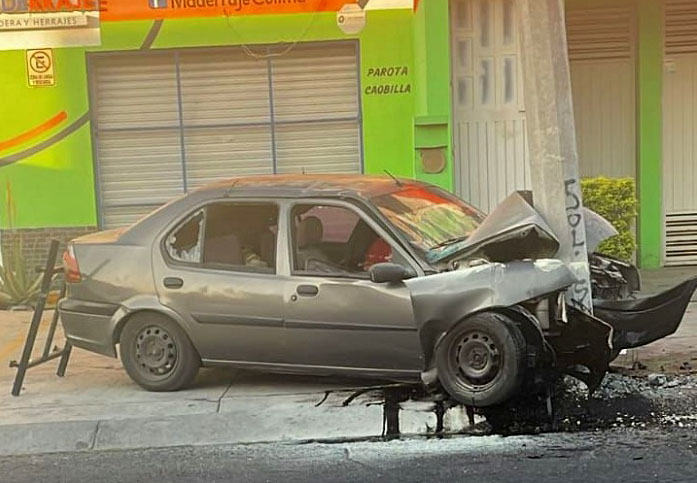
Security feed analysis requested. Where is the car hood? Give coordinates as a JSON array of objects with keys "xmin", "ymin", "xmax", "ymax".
[
  {"xmin": 427, "ymin": 192, "xmax": 559, "ymax": 263},
  {"xmin": 427, "ymin": 192, "xmax": 619, "ymax": 264},
  {"xmin": 405, "ymin": 259, "xmax": 578, "ymax": 331}
]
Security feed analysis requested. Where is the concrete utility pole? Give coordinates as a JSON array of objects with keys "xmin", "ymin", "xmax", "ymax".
[{"xmin": 517, "ymin": 0, "xmax": 593, "ymax": 313}]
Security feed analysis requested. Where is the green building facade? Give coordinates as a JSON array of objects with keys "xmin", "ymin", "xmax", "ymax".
[{"xmin": 0, "ymin": 0, "xmax": 692, "ymax": 268}]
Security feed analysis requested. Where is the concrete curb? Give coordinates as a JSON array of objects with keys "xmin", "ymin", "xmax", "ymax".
[
  {"xmin": 0, "ymin": 421, "xmax": 98, "ymax": 456},
  {"xmin": 0, "ymin": 392, "xmax": 478, "ymax": 457}
]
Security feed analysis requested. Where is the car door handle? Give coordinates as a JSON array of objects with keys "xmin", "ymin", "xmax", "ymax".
[
  {"xmin": 163, "ymin": 277, "xmax": 184, "ymax": 289},
  {"xmin": 296, "ymin": 285, "xmax": 319, "ymax": 297}
]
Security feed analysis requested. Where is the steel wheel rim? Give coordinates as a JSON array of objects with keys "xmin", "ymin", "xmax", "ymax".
[
  {"xmin": 134, "ymin": 325, "xmax": 178, "ymax": 380},
  {"xmin": 449, "ymin": 329, "xmax": 502, "ymax": 391}
]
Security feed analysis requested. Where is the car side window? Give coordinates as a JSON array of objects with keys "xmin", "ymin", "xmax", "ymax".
[
  {"xmin": 291, "ymin": 203, "xmax": 407, "ymax": 277},
  {"xmin": 166, "ymin": 210, "xmax": 204, "ymax": 263},
  {"xmin": 202, "ymin": 202, "xmax": 279, "ymax": 274}
]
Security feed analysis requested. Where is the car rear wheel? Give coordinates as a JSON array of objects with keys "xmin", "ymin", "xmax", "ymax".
[
  {"xmin": 435, "ymin": 312, "xmax": 526, "ymax": 407},
  {"xmin": 120, "ymin": 313, "xmax": 200, "ymax": 391}
]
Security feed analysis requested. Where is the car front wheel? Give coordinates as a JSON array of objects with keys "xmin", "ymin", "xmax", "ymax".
[
  {"xmin": 435, "ymin": 312, "xmax": 526, "ymax": 407},
  {"xmin": 120, "ymin": 313, "xmax": 200, "ymax": 391}
]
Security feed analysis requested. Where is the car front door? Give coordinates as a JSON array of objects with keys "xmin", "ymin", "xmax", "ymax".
[
  {"xmin": 152, "ymin": 200, "xmax": 287, "ymax": 365},
  {"xmin": 279, "ymin": 200, "xmax": 424, "ymax": 377}
]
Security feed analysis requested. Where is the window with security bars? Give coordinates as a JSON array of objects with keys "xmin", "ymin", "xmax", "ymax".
[{"xmin": 89, "ymin": 42, "xmax": 362, "ymax": 228}]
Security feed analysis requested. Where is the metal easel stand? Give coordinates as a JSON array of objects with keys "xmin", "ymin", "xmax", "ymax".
[{"xmin": 9, "ymin": 239, "xmax": 73, "ymax": 396}]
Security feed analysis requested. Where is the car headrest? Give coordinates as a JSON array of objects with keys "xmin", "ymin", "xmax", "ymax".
[
  {"xmin": 203, "ymin": 233, "xmax": 242, "ymax": 266},
  {"xmin": 297, "ymin": 216, "xmax": 323, "ymax": 248}
]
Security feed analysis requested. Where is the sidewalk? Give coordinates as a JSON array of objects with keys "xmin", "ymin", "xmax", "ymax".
[
  {"xmin": 0, "ymin": 311, "xmax": 472, "ymax": 456},
  {"xmin": 641, "ymin": 266, "xmax": 697, "ymax": 299},
  {"xmin": 613, "ymin": 267, "xmax": 697, "ymax": 372},
  {"xmin": 1, "ymin": 294, "xmax": 695, "ymax": 457},
  {"xmin": 612, "ymin": 300, "xmax": 697, "ymax": 373}
]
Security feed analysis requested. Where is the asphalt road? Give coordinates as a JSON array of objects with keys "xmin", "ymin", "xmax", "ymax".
[{"xmin": 2, "ymin": 428, "xmax": 696, "ymax": 483}]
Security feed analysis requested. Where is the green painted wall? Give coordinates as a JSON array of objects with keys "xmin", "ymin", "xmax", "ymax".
[
  {"xmin": 0, "ymin": 48, "xmax": 96, "ymax": 228},
  {"xmin": 359, "ymin": 10, "xmax": 415, "ymax": 179},
  {"xmin": 0, "ymin": 9, "xmax": 416, "ymax": 229},
  {"xmin": 636, "ymin": 0, "xmax": 663, "ymax": 268},
  {"xmin": 412, "ymin": 0, "xmax": 453, "ymax": 191}
]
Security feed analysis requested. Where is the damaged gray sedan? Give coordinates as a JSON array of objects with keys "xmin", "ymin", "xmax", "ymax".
[{"xmin": 58, "ymin": 175, "xmax": 697, "ymax": 407}]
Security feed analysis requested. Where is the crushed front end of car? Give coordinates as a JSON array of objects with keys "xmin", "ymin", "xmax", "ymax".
[{"xmin": 414, "ymin": 191, "xmax": 697, "ymax": 405}]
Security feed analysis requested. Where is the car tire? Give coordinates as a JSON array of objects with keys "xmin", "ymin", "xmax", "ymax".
[
  {"xmin": 120, "ymin": 313, "xmax": 200, "ymax": 392},
  {"xmin": 435, "ymin": 312, "xmax": 526, "ymax": 407}
]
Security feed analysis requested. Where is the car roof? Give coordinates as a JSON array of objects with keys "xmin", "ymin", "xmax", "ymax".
[
  {"xmin": 195, "ymin": 174, "xmax": 426, "ymax": 199},
  {"xmin": 117, "ymin": 174, "xmax": 435, "ymax": 243}
]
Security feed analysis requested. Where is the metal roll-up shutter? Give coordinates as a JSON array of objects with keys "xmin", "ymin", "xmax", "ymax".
[
  {"xmin": 90, "ymin": 41, "xmax": 361, "ymax": 229},
  {"xmin": 91, "ymin": 53, "xmax": 183, "ymax": 228},
  {"xmin": 565, "ymin": 6, "xmax": 636, "ymax": 179},
  {"xmin": 566, "ymin": 7, "xmax": 634, "ymax": 62},
  {"xmin": 272, "ymin": 42, "xmax": 361, "ymax": 174},
  {"xmin": 665, "ymin": 0, "xmax": 697, "ymax": 55},
  {"xmin": 178, "ymin": 50, "xmax": 274, "ymax": 188}
]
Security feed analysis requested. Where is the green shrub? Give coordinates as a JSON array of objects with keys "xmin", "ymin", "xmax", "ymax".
[
  {"xmin": 581, "ymin": 177, "xmax": 637, "ymax": 261},
  {"xmin": 0, "ymin": 234, "xmax": 42, "ymax": 309}
]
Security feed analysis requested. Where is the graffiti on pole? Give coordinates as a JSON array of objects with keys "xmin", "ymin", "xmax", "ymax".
[{"xmin": 564, "ymin": 178, "xmax": 592, "ymax": 313}]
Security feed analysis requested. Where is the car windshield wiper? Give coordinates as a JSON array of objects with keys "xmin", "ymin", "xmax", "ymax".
[{"xmin": 429, "ymin": 235, "xmax": 470, "ymax": 251}]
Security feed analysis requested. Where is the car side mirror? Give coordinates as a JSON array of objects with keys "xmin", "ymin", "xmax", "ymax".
[{"xmin": 369, "ymin": 263, "xmax": 416, "ymax": 284}]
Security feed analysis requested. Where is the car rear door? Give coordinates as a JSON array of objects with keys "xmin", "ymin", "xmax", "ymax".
[
  {"xmin": 152, "ymin": 200, "xmax": 287, "ymax": 364},
  {"xmin": 279, "ymin": 200, "xmax": 424, "ymax": 376}
]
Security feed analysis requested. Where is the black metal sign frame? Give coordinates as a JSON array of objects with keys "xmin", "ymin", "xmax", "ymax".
[{"xmin": 9, "ymin": 239, "xmax": 73, "ymax": 396}]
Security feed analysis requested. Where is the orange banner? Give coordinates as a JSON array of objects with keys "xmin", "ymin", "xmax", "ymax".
[{"xmin": 100, "ymin": 0, "xmax": 355, "ymax": 21}]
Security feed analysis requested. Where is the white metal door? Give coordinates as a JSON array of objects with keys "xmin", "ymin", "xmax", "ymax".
[
  {"xmin": 663, "ymin": 0, "xmax": 697, "ymax": 265},
  {"xmin": 451, "ymin": 1, "xmax": 636, "ymax": 214},
  {"xmin": 451, "ymin": 0, "xmax": 527, "ymax": 214}
]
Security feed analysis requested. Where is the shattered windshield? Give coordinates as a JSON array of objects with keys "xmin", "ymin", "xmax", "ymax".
[{"xmin": 371, "ymin": 185, "xmax": 485, "ymax": 257}]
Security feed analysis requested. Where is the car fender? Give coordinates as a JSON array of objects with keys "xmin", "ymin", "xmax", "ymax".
[
  {"xmin": 111, "ymin": 294, "xmax": 194, "ymax": 347},
  {"xmin": 405, "ymin": 259, "xmax": 577, "ymax": 364}
]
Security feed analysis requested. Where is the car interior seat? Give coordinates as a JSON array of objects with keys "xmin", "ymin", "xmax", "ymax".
[
  {"xmin": 204, "ymin": 232, "xmax": 243, "ymax": 266},
  {"xmin": 259, "ymin": 228, "xmax": 276, "ymax": 266},
  {"xmin": 346, "ymin": 219, "xmax": 379, "ymax": 271},
  {"xmin": 296, "ymin": 216, "xmax": 328, "ymax": 269}
]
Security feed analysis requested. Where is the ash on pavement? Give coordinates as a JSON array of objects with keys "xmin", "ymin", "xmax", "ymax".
[{"xmin": 474, "ymin": 372, "xmax": 697, "ymax": 436}]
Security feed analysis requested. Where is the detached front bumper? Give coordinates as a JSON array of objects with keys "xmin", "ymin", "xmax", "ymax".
[
  {"xmin": 594, "ymin": 277, "xmax": 697, "ymax": 351},
  {"xmin": 58, "ymin": 299, "xmax": 120, "ymax": 358},
  {"xmin": 546, "ymin": 307, "xmax": 614, "ymax": 391},
  {"xmin": 548, "ymin": 277, "xmax": 697, "ymax": 391}
]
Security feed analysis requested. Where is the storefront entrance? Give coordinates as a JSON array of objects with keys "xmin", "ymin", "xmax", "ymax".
[{"xmin": 89, "ymin": 42, "xmax": 362, "ymax": 228}]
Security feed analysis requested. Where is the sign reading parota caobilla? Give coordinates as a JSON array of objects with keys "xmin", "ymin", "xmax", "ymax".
[{"xmin": 26, "ymin": 49, "xmax": 55, "ymax": 87}]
